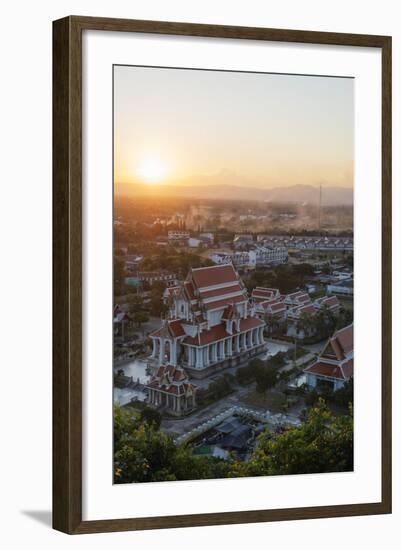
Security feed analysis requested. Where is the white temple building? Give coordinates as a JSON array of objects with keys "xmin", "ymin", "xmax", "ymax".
[{"xmin": 149, "ymin": 264, "xmax": 266, "ymax": 379}]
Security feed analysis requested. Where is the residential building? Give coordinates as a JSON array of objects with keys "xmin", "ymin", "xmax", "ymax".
[
  {"xmin": 254, "ymin": 246, "xmax": 288, "ymax": 265},
  {"xmin": 327, "ymin": 278, "xmax": 354, "ymax": 296},
  {"xmin": 149, "ymin": 264, "xmax": 266, "ymax": 379},
  {"xmin": 233, "ymin": 234, "xmax": 254, "ymax": 249},
  {"xmin": 136, "ymin": 270, "xmax": 178, "ymax": 288},
  {"xmin": 168, "ymin": 230, "xmax": 190, "ymax": 243},
  {"xmin": 257, "ymin": 234, "xmax": 353, "ymax": 250},
  {"xmin": 188, "ymin": 237, "xmax": 202, "ymax": 248},
  {"xmin": 209, "ymin": 245, "xmax": 288, "ymax": 268},
  {"xmin": 199, "ymin": 232, "xmax": 214, "ymax": 243},
  {"xmin": 304, "ymin": 324, "xmax": 353, "ymax": 390}
]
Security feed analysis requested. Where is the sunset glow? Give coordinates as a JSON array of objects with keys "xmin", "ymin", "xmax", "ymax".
[
  {"xmin": 114, "ymin": 66, "xmax": 354, "ymax": 191},
  {"xmin": 136, "ymin": 157, "xmax": 167, "ymax": 184}
]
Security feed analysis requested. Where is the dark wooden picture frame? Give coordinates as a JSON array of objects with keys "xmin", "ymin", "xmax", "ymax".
[{"xmin": 53, "ymin": 15, "xmax": 392, "ymax": 534}]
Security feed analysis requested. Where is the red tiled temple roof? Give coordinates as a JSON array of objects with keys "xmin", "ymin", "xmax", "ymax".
[
  {"xmin": 190, "ymin": 264, "xmax": 238, "ymax": 289},
  {"xmin": 304, "ymin": 357, "xmax": 353, "ymax": 380},
  {"xmin": 184, "ymin": 281, "xmax": 196, "ymax": 300},
  {"xmin": 199, "ymin": 283, "xmax": 244, "ymax": 300},
  {"xmin": 203, "ymin": 294, "xmax": 246, "ymax": 311},
  {"xmin": 304, "ymin": 361, "xmax": 346, "ymax": 380},
  {"xmin": 150, "ymin": 319, "xmax": 186, "ymax": 338},
  {"xmin": 322, "ymin": 324, "xmax": 353, "ymax": 360},
  {"xmin": 183, "ymin": 316, "xmax": 264, "ymax": 346}
]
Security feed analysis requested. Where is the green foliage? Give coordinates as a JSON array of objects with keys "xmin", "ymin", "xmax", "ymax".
[
  {"xmin": 197, "ymin": 375, "xmax": 233, "ymax": 405},
  {"xmin": 236, "ymin": 358, "xmax": 264, "ymax": 385},
  {"xmin": 246, "ymin": 263, "xmax": 317, "ymax": 295},
  {"xmin": 255, "ymin": 363, "xmax": 278, "ymax": 394},
  {"xmin": 139, "ymin": 252, "xmax": 212, "ymax": 279},
  {"xmin": 140, "ymin": 407, "xmax": 162, "ymax": 430},
  {"xmin": 114, "ymin": 256, "xmax": 126, "ymax": 296},
  {"xmin": 114, "ymin": 406, "xmax": 231, "ymax": 483},
  {"xmin": 149, "ymin": 285, "xmax": 169, "ymax": 317},
  {"xmin": 114, "ymin": 399, "xmax": 354, "ymax": 483},
  {"xmin": 304, "ymin": 388, "xmax": 319, "ymax": 407},
  {"xmin": 133, "ymin": 310, "xmax": 149, "ymax": 327},
  {"xmin": 332, "ymin": 379, "xmax": 354, "ymax": 408},
  {"xmin": 238, "ymin": 400, "xmax": 353, "ymax": 477},
  {"xmin": 125, "ymin": 293, "xmax": 144, "ymax": 313}
]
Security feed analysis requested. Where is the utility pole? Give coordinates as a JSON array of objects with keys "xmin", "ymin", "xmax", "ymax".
[{"xmin": 318, "ymin": 184, "xmax": 322, "ymax": 234}]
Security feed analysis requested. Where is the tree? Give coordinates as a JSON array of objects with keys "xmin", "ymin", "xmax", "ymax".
[
  {"xmin": 333, "ymin": 379, "xmax": 354, "ymax": 408},
  {"xmin": 114, "ymin": 406, "xmax": 232, "ymax": 483},
  {"xmin": 238, "ymin": 400, "xmax": 353, "ymax": 477},
  {"xmin": 140, "ymin": 407, "xmax": 162, "ymax": 430},
  {"xmin": 149, "ymin": 284, "xmax": 168, "ymax": 317},
  {"xmin": 133, "ymin": 310, "xmax": 149, "ymax": 328},
  {"xmin": 126, "ymin": 293, "xmax": 144, "ymax": 314},
  {"xmin": 298, "ymin": 312, "xmax": 316, "ymax": 339},
  {"xmin": 114, "ymin": 256, "xmax": 126, "ymax": 296},
  {"xmin": 255, "ymin": 363, "xmax": 277, "ymax": 394}
]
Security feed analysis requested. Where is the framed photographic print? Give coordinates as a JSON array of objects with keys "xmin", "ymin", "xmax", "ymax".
[{"xmin": 53, "ymin": 16, "xmax": 392, "ymax": 534}]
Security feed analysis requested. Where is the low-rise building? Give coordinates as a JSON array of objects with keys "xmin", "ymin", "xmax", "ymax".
[
  {"xmin": 136, "ymin": 270, "xmax": 178, "ymax": 288},
  {"xmin": 168, "ymin": 230, "xmax": 190, "ymax": 243},
  {"xmin": 199, "ymin": 232, "xmax": 214, "ymax": 243},
  {"xmin": 233, "ymin": 234, "xmax": 254, "ymax": 249},
  {"xmin": 188, "ymin": 237, "xmax": 202, "ymax": 248},
  {"xmin": 257, "ymin": 234, "xmax": 353, "ymax": 250},
  {"xmin": 327, "ymin": 278, "xmax": 353, "ymax": 296},
  {"xmin": 304, "ymin": 324, "xmax": 353, "ymax": 391},
  {"xmin": 209, "ymin": 246, "xmax": 287, "ymax": 268},
  {"xmin": 254, "ymin": 246, "xmax": 288, "ymax": 266}
]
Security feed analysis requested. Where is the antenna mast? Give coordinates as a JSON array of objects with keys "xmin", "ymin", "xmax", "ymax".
[{"xmin": 318, "ymin": 184, "xmax": 322, "ymax": 233}]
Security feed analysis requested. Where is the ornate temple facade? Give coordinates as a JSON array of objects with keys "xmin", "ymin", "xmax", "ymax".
[
  {"xmin": 149, "ymin": 264, "xmax": 266, "ymax": 379},
  {"xmin": 147, "ymin": 364, "xmax": 197, "ymax": 416}
]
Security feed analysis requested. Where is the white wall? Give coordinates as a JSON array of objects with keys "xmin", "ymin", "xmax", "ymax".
[{"xmin": 1, "ymin": 0, "xmax": 400, "ymax": 548}]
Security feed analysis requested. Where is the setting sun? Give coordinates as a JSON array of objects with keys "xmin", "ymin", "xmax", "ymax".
[{"xmin": 136, "ymin": 157, "xmax": 166, "ymax": 184}]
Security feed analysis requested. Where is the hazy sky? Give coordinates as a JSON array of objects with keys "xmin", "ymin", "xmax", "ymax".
[{"xmin": 114, "ymin": 65, "xmax": 354, "ymax": 189}]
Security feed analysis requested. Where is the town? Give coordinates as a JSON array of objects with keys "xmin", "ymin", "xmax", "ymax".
[{"xmin": 113, "ymin": 196, "xmax": 353, "ymax": 482}]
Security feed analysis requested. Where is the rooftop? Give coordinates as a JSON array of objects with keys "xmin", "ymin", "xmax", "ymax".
[{"xmin": 190, "ymin": 264, "xmax": 239, "ymax": 289}]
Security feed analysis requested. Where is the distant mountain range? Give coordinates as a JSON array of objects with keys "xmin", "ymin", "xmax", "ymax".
[{"xmin": 116, "ymin": 182, "xmax": 353, "ymax": 206}]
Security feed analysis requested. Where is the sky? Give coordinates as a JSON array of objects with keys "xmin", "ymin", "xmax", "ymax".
[{"xmin": 114, "ymin": 65, "xmax": 354, "ymax": 190}]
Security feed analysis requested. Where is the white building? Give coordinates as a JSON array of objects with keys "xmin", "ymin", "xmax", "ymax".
[
  {"xmin": 327, "ymin": 278, "xmax": 353, "ymax": 296},
  {"xmin": 150, "ymin": 264, "xmax": 266, "ymax": 378},
  {"xmin": 168, "ymin": 230, "xmax": 190, "ymax": 242},
  {"xmin": 254, "ymin": 246, "xmax": 288, "ymax": 266},
  {"xmin": 188, "ymin": 237, "xmax": 202, "ymax": 248},
  {"xmin": 209, "ymin": 246, "xmax": 287, "ymax": 269}
]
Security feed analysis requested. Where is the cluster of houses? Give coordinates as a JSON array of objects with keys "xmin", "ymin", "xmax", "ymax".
[
  {"xmin": 251, "ymin": 286, "xmax": 341, "ymax": 340},
  {"xmin": 256, "ymin": 234, "xmax": 353, "ymax": 250}
]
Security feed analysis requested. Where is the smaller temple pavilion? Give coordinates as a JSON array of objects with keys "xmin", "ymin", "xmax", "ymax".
[
  {"xmin": 304, "ymin": 324, "xmax": 353, "ymax": 391},
  {"xmin": 146, "ymin": 364, "xmax": 197, "ymax": 416}
]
